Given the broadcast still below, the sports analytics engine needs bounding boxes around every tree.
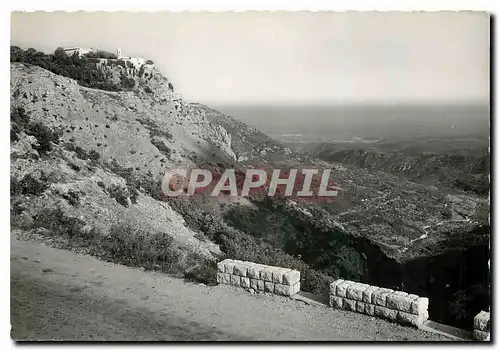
[54,47,68,62]
[10,46,24,62]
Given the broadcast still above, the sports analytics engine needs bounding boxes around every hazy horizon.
[215,103,490,141]
[11,11,490,105]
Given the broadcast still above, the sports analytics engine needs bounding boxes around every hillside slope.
[10,61,237,263]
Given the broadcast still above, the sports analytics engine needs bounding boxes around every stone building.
[63,47,94,58]
[116,48,146,69]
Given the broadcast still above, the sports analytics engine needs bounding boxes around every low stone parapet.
[329,279,429,327]
[473,311,490,341]
[216,259,300,296]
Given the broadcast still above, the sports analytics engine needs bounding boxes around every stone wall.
[329,279,429,327]
[217,259,300,296]
[473,311,490,341]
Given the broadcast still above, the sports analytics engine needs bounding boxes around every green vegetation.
[11,174,49,197]
[11,46,124,91]
[224,199,366,281]
[23,205,216,285]
[11,106,63,155]
[165,196,335,295]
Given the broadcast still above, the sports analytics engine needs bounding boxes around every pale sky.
[11,11,490,104]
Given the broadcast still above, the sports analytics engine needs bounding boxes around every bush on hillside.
[11,106,62,155]
[29,205,217,285]
[10,46,121,91]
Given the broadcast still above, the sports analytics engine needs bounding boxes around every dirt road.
[11,238,450,341]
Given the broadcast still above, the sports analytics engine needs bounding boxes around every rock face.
[10,62,242,259]
[217,259,300,297]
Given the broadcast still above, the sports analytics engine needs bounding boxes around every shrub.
[136,118,173,140]
[11,174,49,197]
[11,46,122,92]
[29,205,217,285]
[151,139,172,158]
[11,106,31,142]
[166,197,334,295]
[64,143,100,165]
[20,121,62,155]
[144,86,153,94]
[106,184,130,207]
[33,206,91,241]
[62,189,81,207]
[120,74,136,90]
[146,59,154,64]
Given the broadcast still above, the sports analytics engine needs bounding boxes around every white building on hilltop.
[116,48,146,69]
[64,47,94,57]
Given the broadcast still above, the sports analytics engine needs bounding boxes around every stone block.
[474,311,490,332]
[343,298,357,312]
[282,270,300,285]
[473,329,490,341]
[407,294,419,300]
[230,275,241,286]
[330,295,343,309]
[224,262,235,275]
[250,278,259,291]
[362,286,379,303]
[247,266,261,279]
[330,279,345,294]
[392,291,408,297]
[356,301,366,314]
[240,277,250,289]
[365,304,375,316]
[374,306,398,321]
[397,311,428,326]
[217,260,227,273]
[260,268,274,282]
[373,288,394,306]
[292,282,300,295]
[386,294,415,313]
[216,272,231,285]
[346,283,369,301]
[336,280,356,297]
[272,270,284,284]
[257,279,265,291]
[410,297,429,315]
[264,281,275,293]
[274,283,293,296]
[233,263,248,277]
